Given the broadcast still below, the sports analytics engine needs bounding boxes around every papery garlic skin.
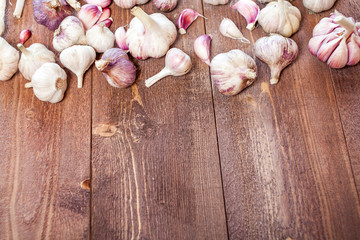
[303,0,336,13]
[254,34,298,84]
[0,37,20,81]
[219,18,250,43]
[53,16,87,52]
[18,43,56,81]
[115,26,129,51]
[126,7,177,60]
[145,48,192,87]
[194,34,212,66]
[258,0,301,37]
[95,48,136,88]
[177,9,205,34]
[154,0,178,12]
[86,22,115,53]
[210,50,257,96]
[204,0,229,5]
[26,63,67,103]
[60,45,96,88]
[114,0,149,8]
[231,0,260,31]
[77,4,103,30]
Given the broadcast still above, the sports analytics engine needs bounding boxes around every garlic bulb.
[95,48,136,88]
[204,0,229,5]
[17,43,56,81]
[77,4,103,30]
[115,26,129,51]
[85,0,112,8]
[25,63,67,103]
[145,48,192,87]
[0,37,20,81]
[194,34,212,66]
[53,16,87,52]
[154,0,178,12]
[254,34,298,84]
[113,0,150,8]
[231,0,260,31]
[86,22,115,53]
[303,0,337,13]
[219,18,250,43]
[0,0,6,35]
[60,45,96,88]
[177,9,205,35]
[258,0,301,37]
[210,50,257,96]
[308,11,360,68]
[126,7,177,60]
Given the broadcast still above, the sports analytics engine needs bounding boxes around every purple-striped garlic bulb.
[154,0,177,12]
[53,16,86,52]
[113,0,149,8]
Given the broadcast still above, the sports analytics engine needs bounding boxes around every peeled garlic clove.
[19,29,32,44]
[258,0,301,37]
[145,48,192,88]
[219,18,250,43]
[194,34,212,66]
[211,49,257,96]
[154,0,177,12]
[115,26,129,51]
[53,16,87,52]
[97,7,111,23]
[0,37,20,81]
[17,43,56,81]
[77,4,103,30]
[85,0,112,8]
[95,48,136,88]
[25,63,67,103]
[113,0,150,8]
[303,0,337,13]
[231,0,260,31]
[254,34,298,85]
[97,17,113,28]
[86,22,115,53]
[203,0,229,5]
[177,8,206,35]
[60,45,96,88]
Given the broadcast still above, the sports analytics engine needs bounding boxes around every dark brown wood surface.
[0,0,359,239]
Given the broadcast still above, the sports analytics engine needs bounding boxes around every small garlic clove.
[347,35,360,66]
[231,0,260,31]
[154,0,178,12]
[177,8,206,35]
[19,29,32,45]
[327,38,348,68]
[115,26,129,51]
[194,34,212,66]
[77,4,103,30]
[219,18,250,43]
[97,7,111,23]
[97,17,113,28]
[85,0,112,8]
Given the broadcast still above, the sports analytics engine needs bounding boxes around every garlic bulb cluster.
[204,0,229,5]
[126,7,177,60]
[60,45,96,88]
[115,26,129,51]
[95,48,137,88]
[17,43,56,81]
[25,63,67,103]
[210,50,257,96]
[53,16,87,52]
[254,34,298,84]
[258,0,301,37]
[77,4,103,30]
[145,48,192,87]
[177,9,205,34]
[219,18,250,43]
[231,0,260,31]
[308,11,360,68]
[0,37,19,81]
[194,34,212,66]
[154,0,178,12]
[303,0,337,13]
[86,22,115,53]
[114,0,150,8]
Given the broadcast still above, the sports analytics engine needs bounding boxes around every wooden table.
[1,0,359,239]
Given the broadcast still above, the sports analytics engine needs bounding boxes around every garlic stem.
[77,74,84,88]
[49,0,61,8]
[17,43,30,56]
[334,16,356,40]
[131,7,158,31]
[95,59,111,71]
[13,0,25,18]
[145,68,171,87]
[25,82,32,88]
[270,66,281,85]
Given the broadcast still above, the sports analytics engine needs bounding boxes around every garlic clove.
[194,34,212,66]
[85,0,112,8]
[316,36,342,62]
[219,18,250,43]
[0,37,20,81]
[97,17,113,28]
[97,7,111,23]
[19,29,32,45]
[115,26,129,51]
[77,4,103,30]
[177,8,206,35]
[347,35,360,66]
[154,0,178,12]
[327,38,348,68]
[86,22,115,53]
[113,0,150,8]
[231,0,260,31]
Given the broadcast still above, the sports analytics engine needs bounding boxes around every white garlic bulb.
[86,22,115,53]
[258,0,301,37]
[25,63,67,103]
[0,37,19,81]
[17,43,56,81]
[113,0,150,8]
[303,0,337,13]
[210,50,257,96]
[204,0,229,5]
[53,16,87,52]
[60,45,96,88]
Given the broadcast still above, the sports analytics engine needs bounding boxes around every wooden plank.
[329,1,360,195]
[0,1,91,239]
[91,1,228,239]
[203,1,360,239]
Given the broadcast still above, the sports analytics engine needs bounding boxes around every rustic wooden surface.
[0,0,359,239]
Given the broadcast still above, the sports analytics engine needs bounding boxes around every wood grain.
[0,1,91,239]
[91,1,228,239]
[203,0,360,239]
